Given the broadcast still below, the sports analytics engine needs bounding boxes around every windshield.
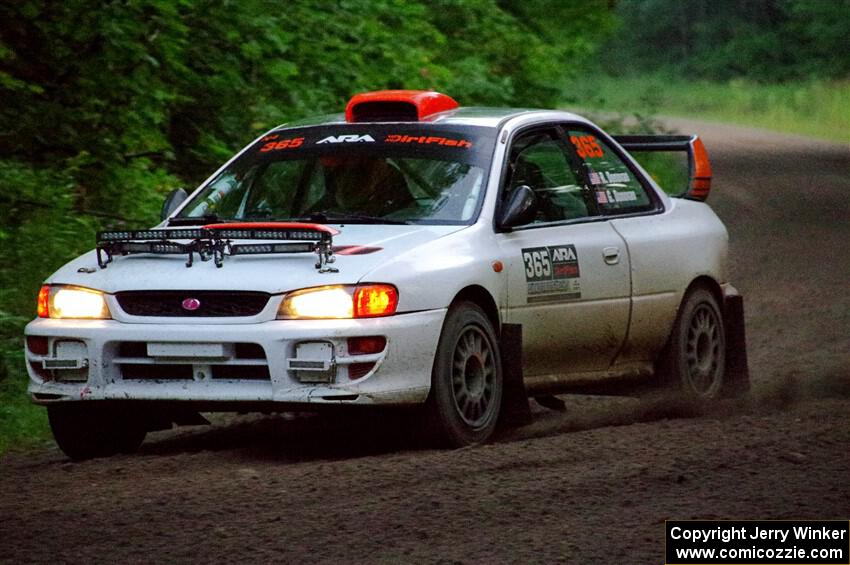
[176,124,497,225]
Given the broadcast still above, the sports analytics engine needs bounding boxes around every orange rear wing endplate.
[614,134,713,201]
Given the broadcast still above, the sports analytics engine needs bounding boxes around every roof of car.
[279,106,590,130]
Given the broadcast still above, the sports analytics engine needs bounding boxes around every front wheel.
[658,287,727,399]
[426,302,503,447]
[48,403,147,460]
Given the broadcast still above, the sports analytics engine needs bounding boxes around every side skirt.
[524,362,656,397]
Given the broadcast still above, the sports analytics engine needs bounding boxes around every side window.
[505,129,590,225]
[566,129,653,214]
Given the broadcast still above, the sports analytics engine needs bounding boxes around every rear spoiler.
[614,134,713,201]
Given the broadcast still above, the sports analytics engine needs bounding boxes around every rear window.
[177,124,497,225]
[624,151,690,197]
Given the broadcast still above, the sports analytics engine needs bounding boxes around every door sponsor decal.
[521,244,581,303]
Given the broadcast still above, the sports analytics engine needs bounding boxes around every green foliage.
[0,349,49,455]
[0,0,617,452]
[598,0,850,82]
[0,310,47,455]
[575,74,849,143]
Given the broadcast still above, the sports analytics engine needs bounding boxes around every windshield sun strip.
[176,124,498,226]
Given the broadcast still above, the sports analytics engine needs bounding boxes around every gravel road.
[2,120,848,564]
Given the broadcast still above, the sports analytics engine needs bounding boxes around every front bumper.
[24,309,446,406]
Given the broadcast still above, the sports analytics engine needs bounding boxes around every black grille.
[115,291,271,317]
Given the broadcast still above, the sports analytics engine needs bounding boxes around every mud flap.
[723,293,751,397]
[498,323,532,427]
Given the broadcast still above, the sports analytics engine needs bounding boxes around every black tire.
[426,302,503,447]
[657,287,727,400]
[48,403,147,461]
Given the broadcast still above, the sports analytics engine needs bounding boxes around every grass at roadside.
[571,74,849,143]
[0,347,50,456]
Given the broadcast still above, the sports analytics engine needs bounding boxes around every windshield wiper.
[302,211,410,225]
[168,214,227,226]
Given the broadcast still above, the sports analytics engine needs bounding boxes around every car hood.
[48,224,468,294]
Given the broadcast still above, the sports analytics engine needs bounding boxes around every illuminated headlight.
[37,285,111,319]
[278,284,398,319]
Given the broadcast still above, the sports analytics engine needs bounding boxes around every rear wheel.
[48,403,147,460]
[658,287,726,399]
[426,302,503,447]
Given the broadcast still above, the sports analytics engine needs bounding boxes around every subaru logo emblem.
[182,298,201,311]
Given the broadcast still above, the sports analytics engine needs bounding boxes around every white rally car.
[24,90,748,458]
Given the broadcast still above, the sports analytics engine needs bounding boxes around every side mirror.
[498,185,537,229]
[161,188,189,221]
